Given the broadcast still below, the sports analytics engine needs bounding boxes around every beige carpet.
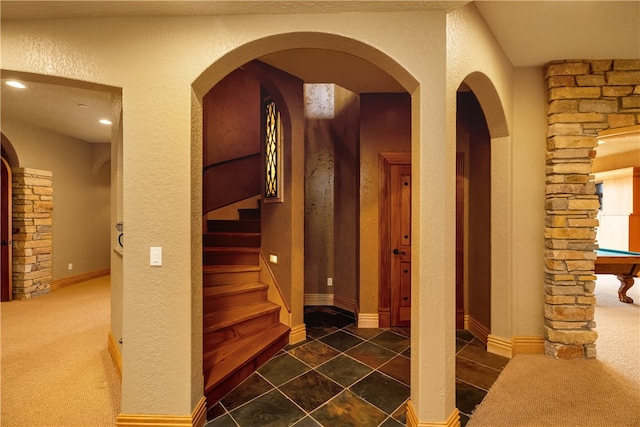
[0,276,120,426]
[468,275,640,427]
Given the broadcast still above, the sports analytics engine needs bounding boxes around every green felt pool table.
[595,248,640,303]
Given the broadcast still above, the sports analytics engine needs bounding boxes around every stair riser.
[204,332,289,407]
[203,289,268,312]
[207,220,261,233]
[238,209,261,221]
[203,251,259,266]
[204,233,261,247]
[203,311,280,352]
[203,270,261,285]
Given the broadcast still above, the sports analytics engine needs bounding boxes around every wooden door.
[1,157,12,301]
[390,164,411,327]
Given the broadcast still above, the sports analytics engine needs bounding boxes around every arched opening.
[455,83,492,341]
[1,135,17,301]
[193,32,421,419]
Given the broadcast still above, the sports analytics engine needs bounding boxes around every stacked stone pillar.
[544,60,640,359]
[12,168,53,299]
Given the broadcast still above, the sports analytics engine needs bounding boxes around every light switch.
[150,247,162,266]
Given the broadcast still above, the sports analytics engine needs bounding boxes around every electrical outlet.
[327,277,333,286]
[68,263,73,270]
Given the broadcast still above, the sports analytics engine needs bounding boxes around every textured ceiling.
[1,1,639,144]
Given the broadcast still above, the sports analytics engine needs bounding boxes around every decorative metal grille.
[265,100,278,199]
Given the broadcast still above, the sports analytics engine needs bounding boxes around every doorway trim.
[1,156,12,301]
[378,151,411,328]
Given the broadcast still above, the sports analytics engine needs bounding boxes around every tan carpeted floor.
[0,276,120,426]
[468,275,640,427]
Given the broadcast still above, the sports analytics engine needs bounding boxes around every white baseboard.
[357,313,379,328]
[304,293,334,306]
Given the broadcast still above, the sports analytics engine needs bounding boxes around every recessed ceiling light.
[99,119,112,125]
[6,81,26,89]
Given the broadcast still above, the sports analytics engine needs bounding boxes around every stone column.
[12,168,53,299]
[544,59,640,359]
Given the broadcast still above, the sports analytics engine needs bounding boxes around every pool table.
[595,248,640,304]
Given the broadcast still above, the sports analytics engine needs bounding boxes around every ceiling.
[1,1,639,145]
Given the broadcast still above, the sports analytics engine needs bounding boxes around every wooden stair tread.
[203,246,260,253]
[204,301,280,332]
[203,282,267,297]
[204,323,290,391]
[203,265,261,273]
[204,231,260,236]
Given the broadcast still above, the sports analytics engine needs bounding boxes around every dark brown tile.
[230,389,305,427]
[455,356,502,391]
[345,341,396,369]
[350,371,410,414]
[205,413,237,427]
[257,352,310,386]
[279,370,343,412]
[319,330,364,352]
[306,326,339,340]
[391,401,408,425]
[205,402,226,424]
[289,340,340,367]
[220,373,273,411]
[457,338,509,371]
[311,390,388,427]
[381,416,405,426]
[456,330,475,342]
[343,324,384,340]
[378,355,410,386]
[292,416,322,426]
[455,378,487,417]
[316,354,372,387]
[370,330,410,353]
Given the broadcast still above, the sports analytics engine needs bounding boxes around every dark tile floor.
[205,307,508,427]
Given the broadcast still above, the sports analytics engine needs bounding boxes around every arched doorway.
[193,32,419,340]
[192,32,428,419]
[455,72,510,352]
[456,84,492,340]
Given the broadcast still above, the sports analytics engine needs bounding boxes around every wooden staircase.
[203,208,290,408]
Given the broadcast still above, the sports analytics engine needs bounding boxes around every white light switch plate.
[150,247,162,266]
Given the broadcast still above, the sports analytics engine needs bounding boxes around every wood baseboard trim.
[512,336,545,355]
[357,312,379,328]
[333,295,356,314]
[406,400,460,427]
[465,315,490,345]
[304,293,334,306]
[116,397,207,427]
[487,334,513,359]
[51,268,110,291]
[108,330,122,378]
[487,334,545,358]
[289,323,306,345]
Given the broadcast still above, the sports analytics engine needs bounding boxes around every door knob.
[393,248,406,255]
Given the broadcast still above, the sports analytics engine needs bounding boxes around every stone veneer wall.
[12,168,53,299]
[544,59,640,359]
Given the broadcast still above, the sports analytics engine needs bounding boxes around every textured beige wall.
[0,121,111,281]
[304,84,359,306]
[359,93,411,315]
